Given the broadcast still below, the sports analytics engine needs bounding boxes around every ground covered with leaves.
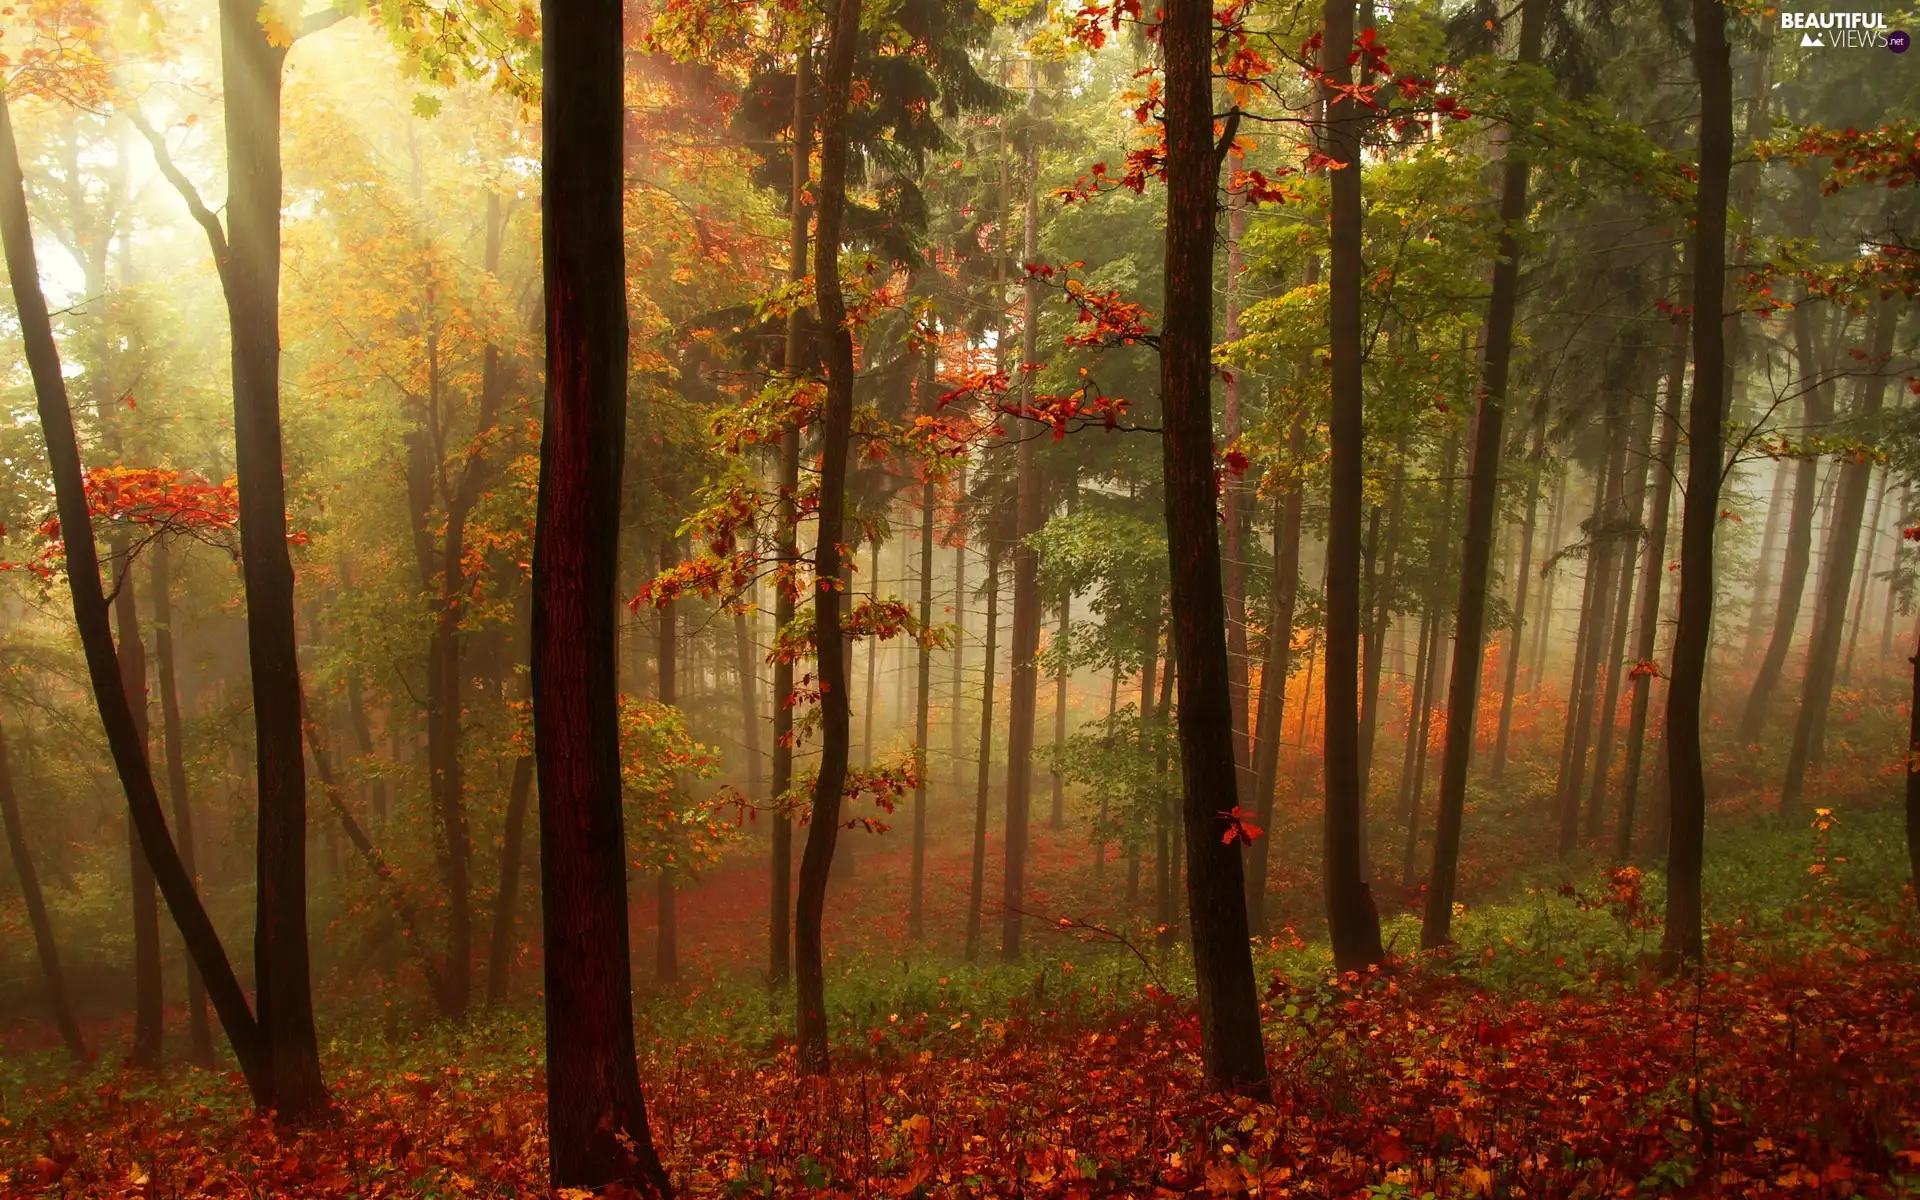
[3,804,1916,1199]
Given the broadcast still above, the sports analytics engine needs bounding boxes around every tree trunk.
[1746,457,1791,657]
[656,546,679,986]
[1661,0,1731,973]
[533,0,671,1183]
[950,467,968,803]
[1841,464,1888,684]
[151,540,212,1063]
[965,548,1001,962]
[0,720,88,1062]
[1491,400,1547,780]
[1527,472,1569,682]
[1320,0,1386,973]
[1358,453,1406,791]
[1,86,269,1100]
[768,45,810,992]
[910,464,935,939]
[1223,149,1255,824]
[1783,300,1902,809]
[1152,651,1178,952]
[110,541,164,1068]
[485,754,534,1004]
[794,0,861,1076]
[1558,398,1627,855]
[1739,301,1834,741]
[1000,145,1045,964]
[1246,419,1307,934]
[1616,292,1688,861]
[1908,614,1920,901]
[1162,0,1267,1093]
[1395,610,1435,837]
[862,536,879,769]
[735,605,764,808]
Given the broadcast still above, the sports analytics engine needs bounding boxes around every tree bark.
[533,0,671,1183]
[1661,0,1731,973]
[151,540,212,1063]
[485,754,534,1004]
[1841,464,1888,684]
[656,545,679,986]
[1223,148,1255,823]
[110,541,164,1068]
[1,85,269,1101]
[1782,300,1902,809]
[965,548,1000,962]
[0,720,88,1062]
[1558,395,1627,855]
[794,0,860,1075]
[1162,0,1267,1094]
[1246,419,1307,934]
[1491,399,1547,780]
[909,455,935,938]
[1358,450,1405,791]
[1320,0,1387,973]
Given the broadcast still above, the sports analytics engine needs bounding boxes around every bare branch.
[122,105,230,281]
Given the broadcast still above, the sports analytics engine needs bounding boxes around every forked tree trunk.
[794,0,861,1075]
[0,721,88,1062]
[965,548,1001,962]
[1661,0,1731,973]
[532,0,671,1184]
[1,85,269,1101]
[151,540,212,1063]
[1162,0,1267,1094]
[1320,0,1387,973]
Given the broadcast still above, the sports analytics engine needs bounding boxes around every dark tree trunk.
[0,721,88,1062]
[485,755,534,1005]
[1841,465,1888,684]
[1783,301,1901,808]
[1223,154,1255,823]
[533,0,671,1184]
[1423,0,1543,944]
[1746,458,1791,657]
[910,463,935,939]
[735,605,763,807]
[1908,617,1920,901]
[1,86,269,1101]
[151,540,212,1063]
[656,548,679,986]
[769,46,810,992]
[794,0,861,1075]
[1661,0,1731,973]
[1491,400,1547,780]
[965,549,1001,962]
[1246,419,1306,934]
[111,542,164,1068]
[950,467,968,803]
[1358,454,1406,790]
[1161,0,1267,1094]
[1616,294,1688,861]
[1739,301,1833,741]
[862,536,879,770]
[1000,150,1045,964]
[1558,395,1628,856]
[1320,0,1387,973]
[1152,652,1177,952]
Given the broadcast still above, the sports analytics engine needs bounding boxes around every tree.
[1319,0,1387,974]
[0,716,86,1063]
[532,0,671,1186]
[1660,0,1731,973]
[794,0,862,1077]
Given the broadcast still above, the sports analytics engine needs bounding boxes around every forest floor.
[1,792,1916,1199]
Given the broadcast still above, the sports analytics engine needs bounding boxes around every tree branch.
[122,105,230,281]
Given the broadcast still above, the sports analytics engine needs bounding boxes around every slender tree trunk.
[1746,457,1791,656]
[862,536,879,769]
[950,467,968,803]
[1661,0,1731,973]
[485,755,534,1004]
[1558,400,1627,855]
[1000,144,1045,964]
[1783,301,1902,808]
[1528,473,1569,682]
[1358,453,1406,790]
[1126,612,1159,911]
[1395,611,1435,832]
[1246,419,1306,933]
[1616,293,1688,861]
[533,0,671,1183]
[1842,464,1888,684]
[0,721,88,1062]
[1050,479,1074,829]
[795,0,860,1075]
[1908,613,1920,900]
[1740,301,1834,741]
[965,549,1001,962]
[1,87,268,1100]
[1152,652,1177,952]
[1320,0,1386,973]
[1223,149,1255,822]
[151,540,212,1064]
[769,47,810,991]
[1491,399,1547,780]
[656,547,679,985]
[909,464,935,939]
[110,542,164,1068]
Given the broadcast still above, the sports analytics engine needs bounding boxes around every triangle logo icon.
[1801,30,1825,45]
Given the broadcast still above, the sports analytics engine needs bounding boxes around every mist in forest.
[0,0,1915,1193]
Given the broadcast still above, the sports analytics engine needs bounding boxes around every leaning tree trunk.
[1161,0,1267,1095]
[1,85,269,1101]
[1739,300,1833,742]
[111,542,164,1068]
[532,0,672,1186]
[1320,0,1387,974]
[794,0,861,1075]
[1422,0,1544,949]
[0,720,88,1062]
[1782,300,1901,809]
[1661,0,1732,974]
[768,43,810,992]
[965,547,1002,963]
[151,539,212,1063]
